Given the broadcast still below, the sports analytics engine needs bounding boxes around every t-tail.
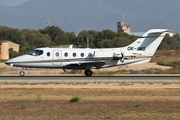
[124,29,169,56]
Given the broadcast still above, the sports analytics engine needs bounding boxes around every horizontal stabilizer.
[141,29,169,37]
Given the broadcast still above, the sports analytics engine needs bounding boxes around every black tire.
[19,71,25,77]
[85,70,92,76]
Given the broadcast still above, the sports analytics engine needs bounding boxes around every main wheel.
[85,70,92,76]
[19,71,25,77]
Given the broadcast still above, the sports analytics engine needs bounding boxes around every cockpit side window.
[36,50,43,55]
[28,50,43,56]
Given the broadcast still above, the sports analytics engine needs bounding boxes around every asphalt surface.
[0,74,180,83]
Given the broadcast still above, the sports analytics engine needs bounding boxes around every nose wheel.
[19,71,25,77]
[85,70,92,76]
[19,68,25,77]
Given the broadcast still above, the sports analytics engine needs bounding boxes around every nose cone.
[5,60,9,65]
[5,54,30,67]
[5,59,13,66]
[5,61,8,65]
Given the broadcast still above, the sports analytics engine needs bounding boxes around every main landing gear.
[19,68,25,77]
[85,70,92,77]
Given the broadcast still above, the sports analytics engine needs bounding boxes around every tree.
[39,26,68,45]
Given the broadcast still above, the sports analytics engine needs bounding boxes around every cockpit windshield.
[28,50,43,56]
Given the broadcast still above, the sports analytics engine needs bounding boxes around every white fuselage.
[5,47,151,69]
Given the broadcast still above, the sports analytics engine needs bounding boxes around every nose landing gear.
[85,70,92,76]
[19,68,25,77]
[19,71,25,77]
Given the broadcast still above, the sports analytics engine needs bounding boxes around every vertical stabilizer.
[125,29,169,56]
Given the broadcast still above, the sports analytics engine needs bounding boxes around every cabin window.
[73,53,76,57]
[81,53,84,57]
[28,50,43,56]
[55,52,59,57]
[47,52,50,57]
[64,52,68,57]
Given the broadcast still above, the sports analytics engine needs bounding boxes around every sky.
[0,0,29,7]
[0,0,179,34]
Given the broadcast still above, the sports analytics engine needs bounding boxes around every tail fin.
[125,29,169,56]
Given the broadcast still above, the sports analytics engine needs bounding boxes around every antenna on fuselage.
[87,37,89,48]
[69,44,73,48]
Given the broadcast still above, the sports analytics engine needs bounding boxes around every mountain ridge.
[0,0,179,34]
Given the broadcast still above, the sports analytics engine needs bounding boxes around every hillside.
[0,0,180,33]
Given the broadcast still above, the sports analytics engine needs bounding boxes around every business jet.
[5,29,169,77]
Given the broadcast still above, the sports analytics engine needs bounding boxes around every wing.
[65,61,106,69]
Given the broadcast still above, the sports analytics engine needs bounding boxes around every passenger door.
[53,50,62,66]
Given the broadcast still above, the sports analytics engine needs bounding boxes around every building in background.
[0,41,19,60]
[117,22,130,34]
